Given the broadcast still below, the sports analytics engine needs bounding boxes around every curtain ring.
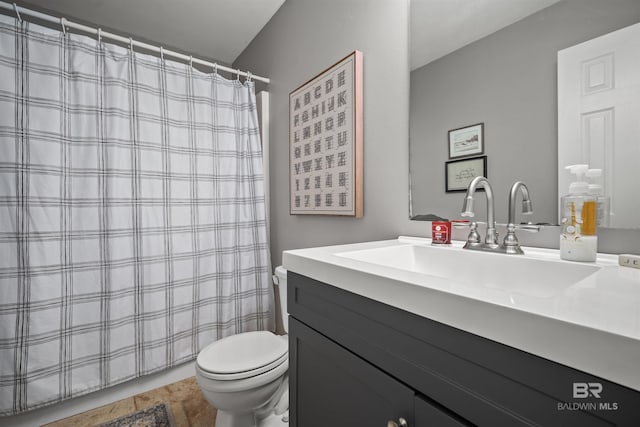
[213,63,218,75]
[128,37,134,51]
[246,71,252,83]
[13,3,22,23]
[60,17,67,35]
[160,46,164,60]
[97,28,102,44]
[189,55,193,68]
[236,69,241,81]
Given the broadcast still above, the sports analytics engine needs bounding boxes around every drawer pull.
[387,417,408,427]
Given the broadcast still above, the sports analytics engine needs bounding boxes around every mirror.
[409,0,640,228]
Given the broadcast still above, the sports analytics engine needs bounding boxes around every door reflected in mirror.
[558,22,640,229]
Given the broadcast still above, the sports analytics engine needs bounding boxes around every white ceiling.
[19,0,286,65]
[411,0,562,70]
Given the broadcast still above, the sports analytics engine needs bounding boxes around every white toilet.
[196,266,289,427]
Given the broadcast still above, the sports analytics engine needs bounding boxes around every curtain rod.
[0,1,270,84]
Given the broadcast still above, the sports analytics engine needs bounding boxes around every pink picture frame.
[288,51,363,217]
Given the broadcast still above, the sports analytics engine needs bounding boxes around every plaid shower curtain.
[0,15,273,415]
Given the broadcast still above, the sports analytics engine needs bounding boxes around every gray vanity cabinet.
[290,318,466,427]
[287,272,640,427]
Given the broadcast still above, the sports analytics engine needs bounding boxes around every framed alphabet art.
[289,51,363,217]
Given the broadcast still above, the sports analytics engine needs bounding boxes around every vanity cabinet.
[290,318,466,427]
[287,272,640,427]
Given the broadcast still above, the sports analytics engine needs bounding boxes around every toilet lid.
[197,331,287,376]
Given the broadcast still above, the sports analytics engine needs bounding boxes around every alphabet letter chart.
[289,51,363,216]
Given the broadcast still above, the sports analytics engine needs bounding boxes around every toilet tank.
[273,266,288,333]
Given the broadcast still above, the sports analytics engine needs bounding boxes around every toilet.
[196,266,289,427]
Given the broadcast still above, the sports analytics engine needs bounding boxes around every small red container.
[431,221,451,245]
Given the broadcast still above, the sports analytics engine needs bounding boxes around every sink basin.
[336,244,600,298]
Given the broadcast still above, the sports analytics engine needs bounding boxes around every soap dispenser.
[585,168,610,228]
[560,164,597,262]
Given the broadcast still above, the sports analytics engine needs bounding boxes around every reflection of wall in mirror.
[409,0,640,227]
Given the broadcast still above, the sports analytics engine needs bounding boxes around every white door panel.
[558,22,640,228]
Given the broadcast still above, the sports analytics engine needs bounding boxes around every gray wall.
[234,0,423,267]
[409,0,640,254]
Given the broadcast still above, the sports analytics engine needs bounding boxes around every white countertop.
[283,236,640,391]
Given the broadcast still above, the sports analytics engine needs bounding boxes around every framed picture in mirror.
[448,123,484,159]
[445,156,487,193]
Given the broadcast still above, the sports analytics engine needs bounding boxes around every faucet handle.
[504,223,539,254]
[452,220,485,229]
[465,221,481,245]
[514,224,540,233]
[453,221,482,244]
[452,221,469,229]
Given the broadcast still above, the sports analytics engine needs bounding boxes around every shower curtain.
[0,15,273,415]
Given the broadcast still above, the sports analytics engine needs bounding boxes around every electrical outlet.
[618,254,640,269]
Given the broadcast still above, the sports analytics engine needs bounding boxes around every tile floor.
[43,377,216,427]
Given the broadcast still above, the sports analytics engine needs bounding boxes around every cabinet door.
[415,396,472,427]
[289,318,414,427]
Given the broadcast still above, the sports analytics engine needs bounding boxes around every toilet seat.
[199,352,288,381]
[196,356,288,393]
[197,331,288,381]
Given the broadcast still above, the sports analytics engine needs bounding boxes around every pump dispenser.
[566,164,589,194]
[585,168,610,227]
[560,164,597,261]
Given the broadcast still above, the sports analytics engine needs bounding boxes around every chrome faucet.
[503,181,539,254]
[459,178,539,254]
[461,176,499,249]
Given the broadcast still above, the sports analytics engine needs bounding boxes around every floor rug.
[99,402,174,427]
